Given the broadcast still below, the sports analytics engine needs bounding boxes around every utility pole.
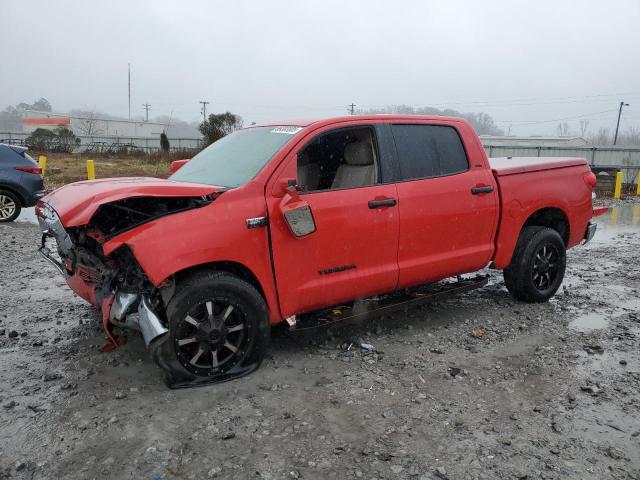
[199,101,210,122]
[142,103,151,122]
[347,103,356,115]
[128,63,131,121]
[613,101,630,145]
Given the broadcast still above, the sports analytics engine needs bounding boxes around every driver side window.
[296,126,379,192]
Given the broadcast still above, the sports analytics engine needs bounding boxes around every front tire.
[0,190,21,222]
[150,271,270,388]
[503,226,566,302]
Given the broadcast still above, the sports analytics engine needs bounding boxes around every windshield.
[170,126,301,187]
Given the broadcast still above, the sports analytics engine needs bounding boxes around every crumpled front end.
[35,190,217,351]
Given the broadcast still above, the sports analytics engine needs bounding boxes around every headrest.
[344,142,373,166]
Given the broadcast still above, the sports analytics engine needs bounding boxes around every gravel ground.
[0,206,639,480]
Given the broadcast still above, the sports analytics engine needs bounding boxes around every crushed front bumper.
[109,292,168,346]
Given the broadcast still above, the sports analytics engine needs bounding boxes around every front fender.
[100,182,282,323]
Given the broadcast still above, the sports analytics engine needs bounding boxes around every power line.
[127,63,131,121]
[142,103,151,122]
[347,103,356,115]
[614,101,630,145]
[494,108,619,126]
[199,101,210,122]
[358,92,640,110]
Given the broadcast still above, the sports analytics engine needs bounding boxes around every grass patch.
[36,153,174,189]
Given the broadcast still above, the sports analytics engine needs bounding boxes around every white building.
[21,110,170,137]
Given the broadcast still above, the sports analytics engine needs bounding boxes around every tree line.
[4,98,639,147]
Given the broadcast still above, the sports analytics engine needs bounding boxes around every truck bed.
[488,156,593,270]
[489,157,588,176]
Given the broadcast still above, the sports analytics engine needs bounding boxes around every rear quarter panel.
[492,164,593,269]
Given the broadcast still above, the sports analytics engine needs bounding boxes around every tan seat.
[297,151,320,191]
[331,141,376,189]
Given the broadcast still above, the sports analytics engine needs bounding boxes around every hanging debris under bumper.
[108,292,169,346]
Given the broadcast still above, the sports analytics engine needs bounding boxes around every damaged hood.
[43,177,223,227]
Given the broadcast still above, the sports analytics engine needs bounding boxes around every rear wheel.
[150,271,270,388]
[0,190,21,222]
[503,226,566,302]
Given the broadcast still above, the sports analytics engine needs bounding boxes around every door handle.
[368,198,397,209]
[471,185,494,195]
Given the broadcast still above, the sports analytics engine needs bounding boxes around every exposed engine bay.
[36,195,216,386]
[89,195,212,239]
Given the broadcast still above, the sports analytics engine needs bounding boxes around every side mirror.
[274,177,300,198]
[169,159,189,174]
[282,203,316,237]
[279,186,316,237]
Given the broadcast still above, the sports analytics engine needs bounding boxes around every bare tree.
[556,122,570,137]
[589,128,612,145]
[358,104,504,135]
[74,110,104,135]
[579,119,589,138]
[619,126,640,146]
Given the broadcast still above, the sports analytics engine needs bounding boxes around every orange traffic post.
[613,171,623,199]
[86,159,96,180]
[636,172,640,196]
[38,155,47,176]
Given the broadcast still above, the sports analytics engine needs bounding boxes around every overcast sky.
[1,0,639,136]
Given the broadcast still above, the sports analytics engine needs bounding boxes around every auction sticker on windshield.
[271,126,303,135]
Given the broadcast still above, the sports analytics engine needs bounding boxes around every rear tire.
[0,190,21,222]
[150,271,270,388]
[503,226,566,302]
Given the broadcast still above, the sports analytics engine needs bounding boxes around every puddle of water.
[569,312,610,332]
[591,203,640,243]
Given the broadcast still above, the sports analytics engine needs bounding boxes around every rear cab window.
[390,124,469,181]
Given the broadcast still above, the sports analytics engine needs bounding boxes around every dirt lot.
[30,152,176,189]
[1,201,639,480]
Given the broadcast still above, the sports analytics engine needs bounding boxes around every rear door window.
[391,124,469,181]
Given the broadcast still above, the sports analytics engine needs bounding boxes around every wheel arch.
[0,183,26,205]
[171,260,267,304]
[522,207,570,246]
[493,205,570,269]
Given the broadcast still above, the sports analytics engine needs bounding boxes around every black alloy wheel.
[174,299,248,376]
[503,226,567,303]
[150,271,270,388]
[531,243,560,291]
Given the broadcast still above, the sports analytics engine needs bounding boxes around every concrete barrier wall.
[484,145,640,183]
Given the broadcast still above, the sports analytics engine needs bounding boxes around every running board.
[289,275,489,331]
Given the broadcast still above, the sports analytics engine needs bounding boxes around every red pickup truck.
[36,115,599,387]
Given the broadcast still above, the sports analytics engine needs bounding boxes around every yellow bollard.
[38,155,47,176]
[613,171,623,199]
[610,206,619,226]
[636,172,640,196]
[86,159,96,180]
[632,204,640,226]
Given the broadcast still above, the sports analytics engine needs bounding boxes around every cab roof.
[250,114,468,129]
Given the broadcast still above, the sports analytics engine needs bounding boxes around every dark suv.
[0,144,45,222]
